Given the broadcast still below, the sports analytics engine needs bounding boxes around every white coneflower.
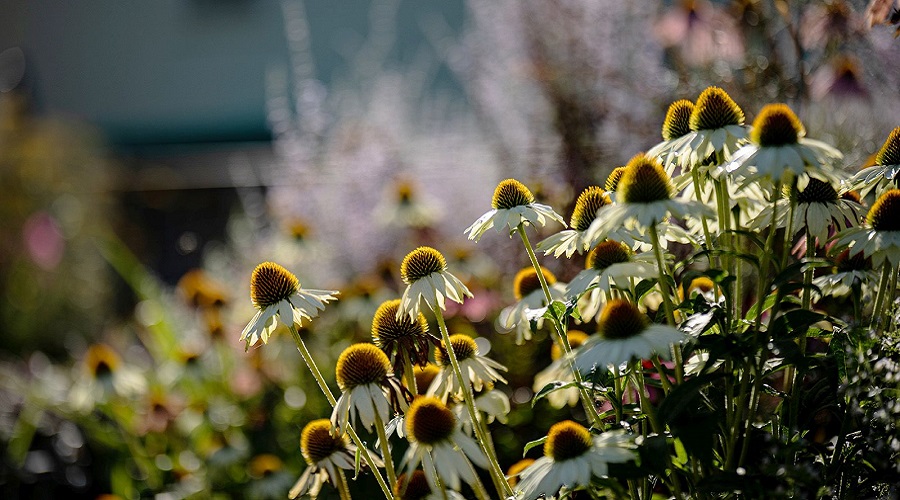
[747,177,862,243]
[538,186,617,258]
[847,127,900,198]
[647,98,696,173]
[428,335,508,401]
[289,419,378,499]
[514,421,636,500]
[398,247,472,322]
[331,343,408,434]
[465,178,565,241]
[371,299,436,378]
[240,262,338,349]
[815,249,878,297]
[400,396,489,493]
[586,154,714,239]
[70,344,146,411]
[575,300,685,374]
[454,389,511,434]
[833,189,900,268]
[565,240,657,308]
[665,86,749,172]
[725,103,842,189]
[497,266,565,345]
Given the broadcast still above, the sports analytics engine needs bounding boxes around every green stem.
[288,325,395,500]
[633,360,685,500]
[871,263,892,331]
[335,468,352,500]
[373,411,397,489]
[432,307,513,498]
[883,265,898,333]
[517,224,604,427]
[649,225,676,327]
[401,350,418,396]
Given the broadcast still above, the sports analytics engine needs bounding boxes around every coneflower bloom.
[666,86,749,172]
[375,177,442,228]
[538,186,617,258]
[815,249,878,297]
[833,189,900,267]
[585,154,714,239]
[398,247,472,321]
[371,299,436,376]
[574,300,685,374]
[497,266,565,345]
[506,459,536,488]
[725,103,842,189]
[850,127,900,197]
[565,240,657,311]
[647,99,696,173]
[400,396,488,492]
[394,470,465,500]
[71,343,146,410]
[428,334,508,401]
[747,177,862,243]
[289,419,379,499]
[240,262,338,349]
[331,343,409,433]
[454,389,511,433]
[532,330,591,409]
[514,421,636,500]
[465,178,565,242]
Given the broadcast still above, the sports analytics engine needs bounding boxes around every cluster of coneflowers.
[238,86,900,499]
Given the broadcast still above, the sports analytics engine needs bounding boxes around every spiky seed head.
[85,344,120,378]
[335,343,391,390]
[551,330,589,361]
[835,249,871,272]
[586,240,632,271]
[618,154,672,204]
[662,99,695,140]
[605,167,627,192]
[867,189,900,232]
[301,419,345,465]
[400,247,447,284]
[513,266,556,300]
[597,299,650,340]
[435,334,479,365]
[750,104,805,147]
[545,420,593,461]
[492,179,535,210]
[250,262,299,309]
[413,363,440,391]
[790,178,838,204]
[875,127,900,166]
[395,471,431,500]
[507,458,535,487]
[690,86,745,131]
[570,186,612,231]
[406,396,456,445]
[372,299,429,347]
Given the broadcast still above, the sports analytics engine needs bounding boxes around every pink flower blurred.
[655,0,744,66]
[22,211,64,270]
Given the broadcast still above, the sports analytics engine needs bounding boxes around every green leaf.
[532,381,578,407]
[657,372,725,425]
[745,292,777,322]
[523,436,548,456]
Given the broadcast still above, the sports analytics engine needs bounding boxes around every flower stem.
[288,325,395,500]
[649,225,683,385]
[432,306,513,498]
[335,468,352,500]
[871,262,892,332]
[372,411,397,489]
[401,350,418,396]
[517,224,604,427]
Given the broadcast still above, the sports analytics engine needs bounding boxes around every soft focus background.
[1,1,898,498]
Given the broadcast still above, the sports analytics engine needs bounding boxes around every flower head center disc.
[570,187,612,231]
[513,266,556,300]
[875,127,900,166]
[406,396,456,445]
[372,299,429,346]
[835,249,870,272]
[250,262,299,309]
[598,300,649,340]
[491,179,535,210]
[545,420,592,461]
[435,334,479,365]
[618,154,672,204]
[400,247,447,284]
[690,87,745,131]
[791,178,838,204]
[605,167,627,192]
[867,189,900,232]
[414,364,440,391]
[86,344,119,378]
[662,99,695,141]
[751,104,805,147]
[551,330,589,361]
[587,240,632,271]
[301,419,345,464]
[335,343,391,390]
[395,471,431,500]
